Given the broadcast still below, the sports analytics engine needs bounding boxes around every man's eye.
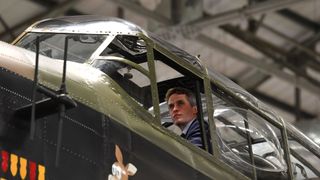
[177,100,185,106]
[168,104,174,110]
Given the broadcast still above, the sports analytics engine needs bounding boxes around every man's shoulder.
[188,119,209,132]
[187,119,201,133]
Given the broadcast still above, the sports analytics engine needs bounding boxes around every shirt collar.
[182,118,196,135]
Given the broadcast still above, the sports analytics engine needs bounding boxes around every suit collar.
[182,118,197,135]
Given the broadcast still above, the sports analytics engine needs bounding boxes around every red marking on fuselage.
[1,151,8,173]
[29,161,36,180]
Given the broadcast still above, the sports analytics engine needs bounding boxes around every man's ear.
[192,106,198,114]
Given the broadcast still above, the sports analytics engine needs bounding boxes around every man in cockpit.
[165,87,211,152]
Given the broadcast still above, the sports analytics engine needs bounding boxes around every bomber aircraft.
[0,15,320,180]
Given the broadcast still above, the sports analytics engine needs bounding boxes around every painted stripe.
[19,157,27,180]
[10,154,18,176]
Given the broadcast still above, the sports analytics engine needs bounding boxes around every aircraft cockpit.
[10,16,320,180]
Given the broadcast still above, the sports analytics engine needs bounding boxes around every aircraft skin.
[0,16,319,180]
[0,17,244,180]
[0,62,214,180]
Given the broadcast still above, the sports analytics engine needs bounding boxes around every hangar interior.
[0,0,320,144]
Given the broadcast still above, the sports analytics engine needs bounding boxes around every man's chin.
[173,120,183,126]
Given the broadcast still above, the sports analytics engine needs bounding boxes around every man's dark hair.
[165,87,196,106]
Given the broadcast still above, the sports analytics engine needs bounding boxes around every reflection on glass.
[214,107,287,179]
[16,33,107,63]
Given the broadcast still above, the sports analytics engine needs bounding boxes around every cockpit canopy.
[25,16,146,35]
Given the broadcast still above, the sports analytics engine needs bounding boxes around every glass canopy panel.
[288,140,320,179]
[214,107,287,176]
[15,33,107,63]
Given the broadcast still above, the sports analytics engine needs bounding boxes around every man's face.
[168,94,197,127]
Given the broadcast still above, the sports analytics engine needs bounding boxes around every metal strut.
[195,80,209,152]
[30,36,40,140]
[55,36,70,167]
[14,36,77,162]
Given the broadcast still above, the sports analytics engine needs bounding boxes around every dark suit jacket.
[183,119,212,153]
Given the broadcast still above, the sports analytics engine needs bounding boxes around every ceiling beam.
[110,0,311,39]
[0,0,79,41]
[199,33,317,118]
[278,9,320,31]
[153,1,320,94]
[160,0,311,38]
[35,0,80,19]
[261,23,320,70]
[109,0,320,97]
[276,9,320,69]
[107,0,174,25]
[0,16,15,41]
[249,90,316,119]
[221,24,320,87]
[28,0,58,7]
[193,0,308,28]
[236,68,272,90]
[197,33,320,96]
[235,15,320,90]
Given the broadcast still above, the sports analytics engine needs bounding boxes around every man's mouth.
[173,114,181,119]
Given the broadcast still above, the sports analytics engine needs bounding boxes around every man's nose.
[172,104,179,112]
